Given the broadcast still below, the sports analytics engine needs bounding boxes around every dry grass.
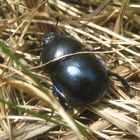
[0,0,140,140]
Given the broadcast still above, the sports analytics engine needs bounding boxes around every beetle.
[40,32,129,106]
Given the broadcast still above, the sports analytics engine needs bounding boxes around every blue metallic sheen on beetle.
[40,32,127,106]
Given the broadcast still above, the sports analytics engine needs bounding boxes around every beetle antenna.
[55,16,59,32]
[108,71,129,90]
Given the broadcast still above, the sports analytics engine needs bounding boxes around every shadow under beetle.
[40,32,129,106]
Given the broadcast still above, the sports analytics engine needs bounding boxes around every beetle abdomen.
[51,54,109,106]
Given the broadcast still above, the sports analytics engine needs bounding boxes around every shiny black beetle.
[40,32,129,106]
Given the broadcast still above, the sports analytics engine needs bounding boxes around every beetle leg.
[108,71,130,91]
[52,86,72,109]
